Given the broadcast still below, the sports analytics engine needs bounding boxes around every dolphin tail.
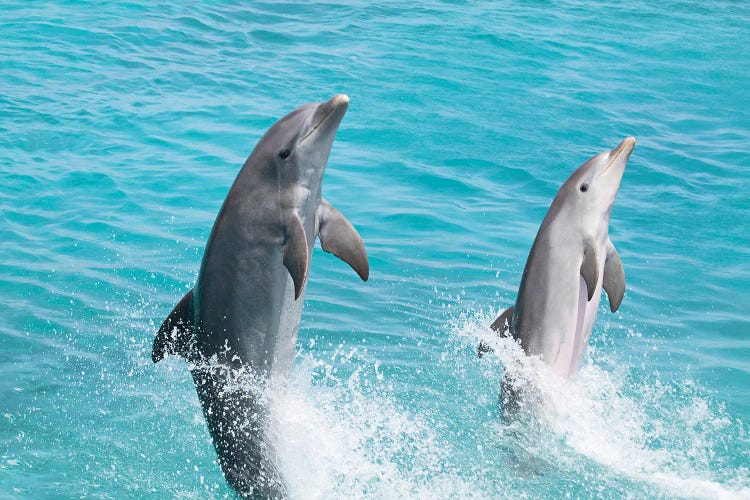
[478,306,515,357]
[152,289,195,363]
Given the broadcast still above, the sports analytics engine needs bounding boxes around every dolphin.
[151,94,369,498]
[479,138,635,385]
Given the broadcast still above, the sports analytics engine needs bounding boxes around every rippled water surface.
[2,1,749,498]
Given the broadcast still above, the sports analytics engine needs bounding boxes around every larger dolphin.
[152,94,369,498]
[480,138,635,383]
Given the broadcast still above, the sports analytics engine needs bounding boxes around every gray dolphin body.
[152,95,369,498]
[481,138,635,386]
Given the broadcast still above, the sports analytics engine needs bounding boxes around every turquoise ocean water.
[2,1,749,498]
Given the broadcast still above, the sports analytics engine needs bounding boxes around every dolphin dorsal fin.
[490,306,515,335]
[603,241,625,312]
[581,242,599,301]
[317,199,369,281]
[283,213,310,300]
[478,306,515,357]
[152,289,195,363]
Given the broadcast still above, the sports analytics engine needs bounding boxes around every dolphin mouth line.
[298,108,336,145]
[597,137,635,179]
[298,96,347,145]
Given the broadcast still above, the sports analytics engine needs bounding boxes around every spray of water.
[271,354,488,499]
[136,305,749,499]
[457,311,750,499]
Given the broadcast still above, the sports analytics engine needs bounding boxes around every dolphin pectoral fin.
[581,242,599,301]
[479,306,515,357]
[283,214,309,300]
[603,241,625,312]
[152,289,194,363]
[317,199,369,281]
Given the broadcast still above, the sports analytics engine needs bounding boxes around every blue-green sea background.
[2,1,749,498]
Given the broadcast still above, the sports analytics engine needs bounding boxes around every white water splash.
[271,355,488,499]
[460,312,750,499]
[140,312,748,499]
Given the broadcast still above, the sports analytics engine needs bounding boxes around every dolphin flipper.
[152,289,194,363]
[581,242,599,301]
[317,199,369,281]
[478,306,515,357]
[603,241,625,312]
[283,214,309,300]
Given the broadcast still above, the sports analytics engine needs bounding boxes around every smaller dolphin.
[480,138,635,385]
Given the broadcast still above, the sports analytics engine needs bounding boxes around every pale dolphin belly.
[567,241,607,375]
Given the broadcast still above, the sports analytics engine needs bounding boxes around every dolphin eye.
[279,149,291,160]
[580,183,589,192]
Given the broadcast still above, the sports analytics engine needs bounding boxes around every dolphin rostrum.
[152,94,369,498]
[480,138,635,386]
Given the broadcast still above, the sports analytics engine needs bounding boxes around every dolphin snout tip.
[608,136,636,161]
[619,136,636,152]
[329,94,349,107]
